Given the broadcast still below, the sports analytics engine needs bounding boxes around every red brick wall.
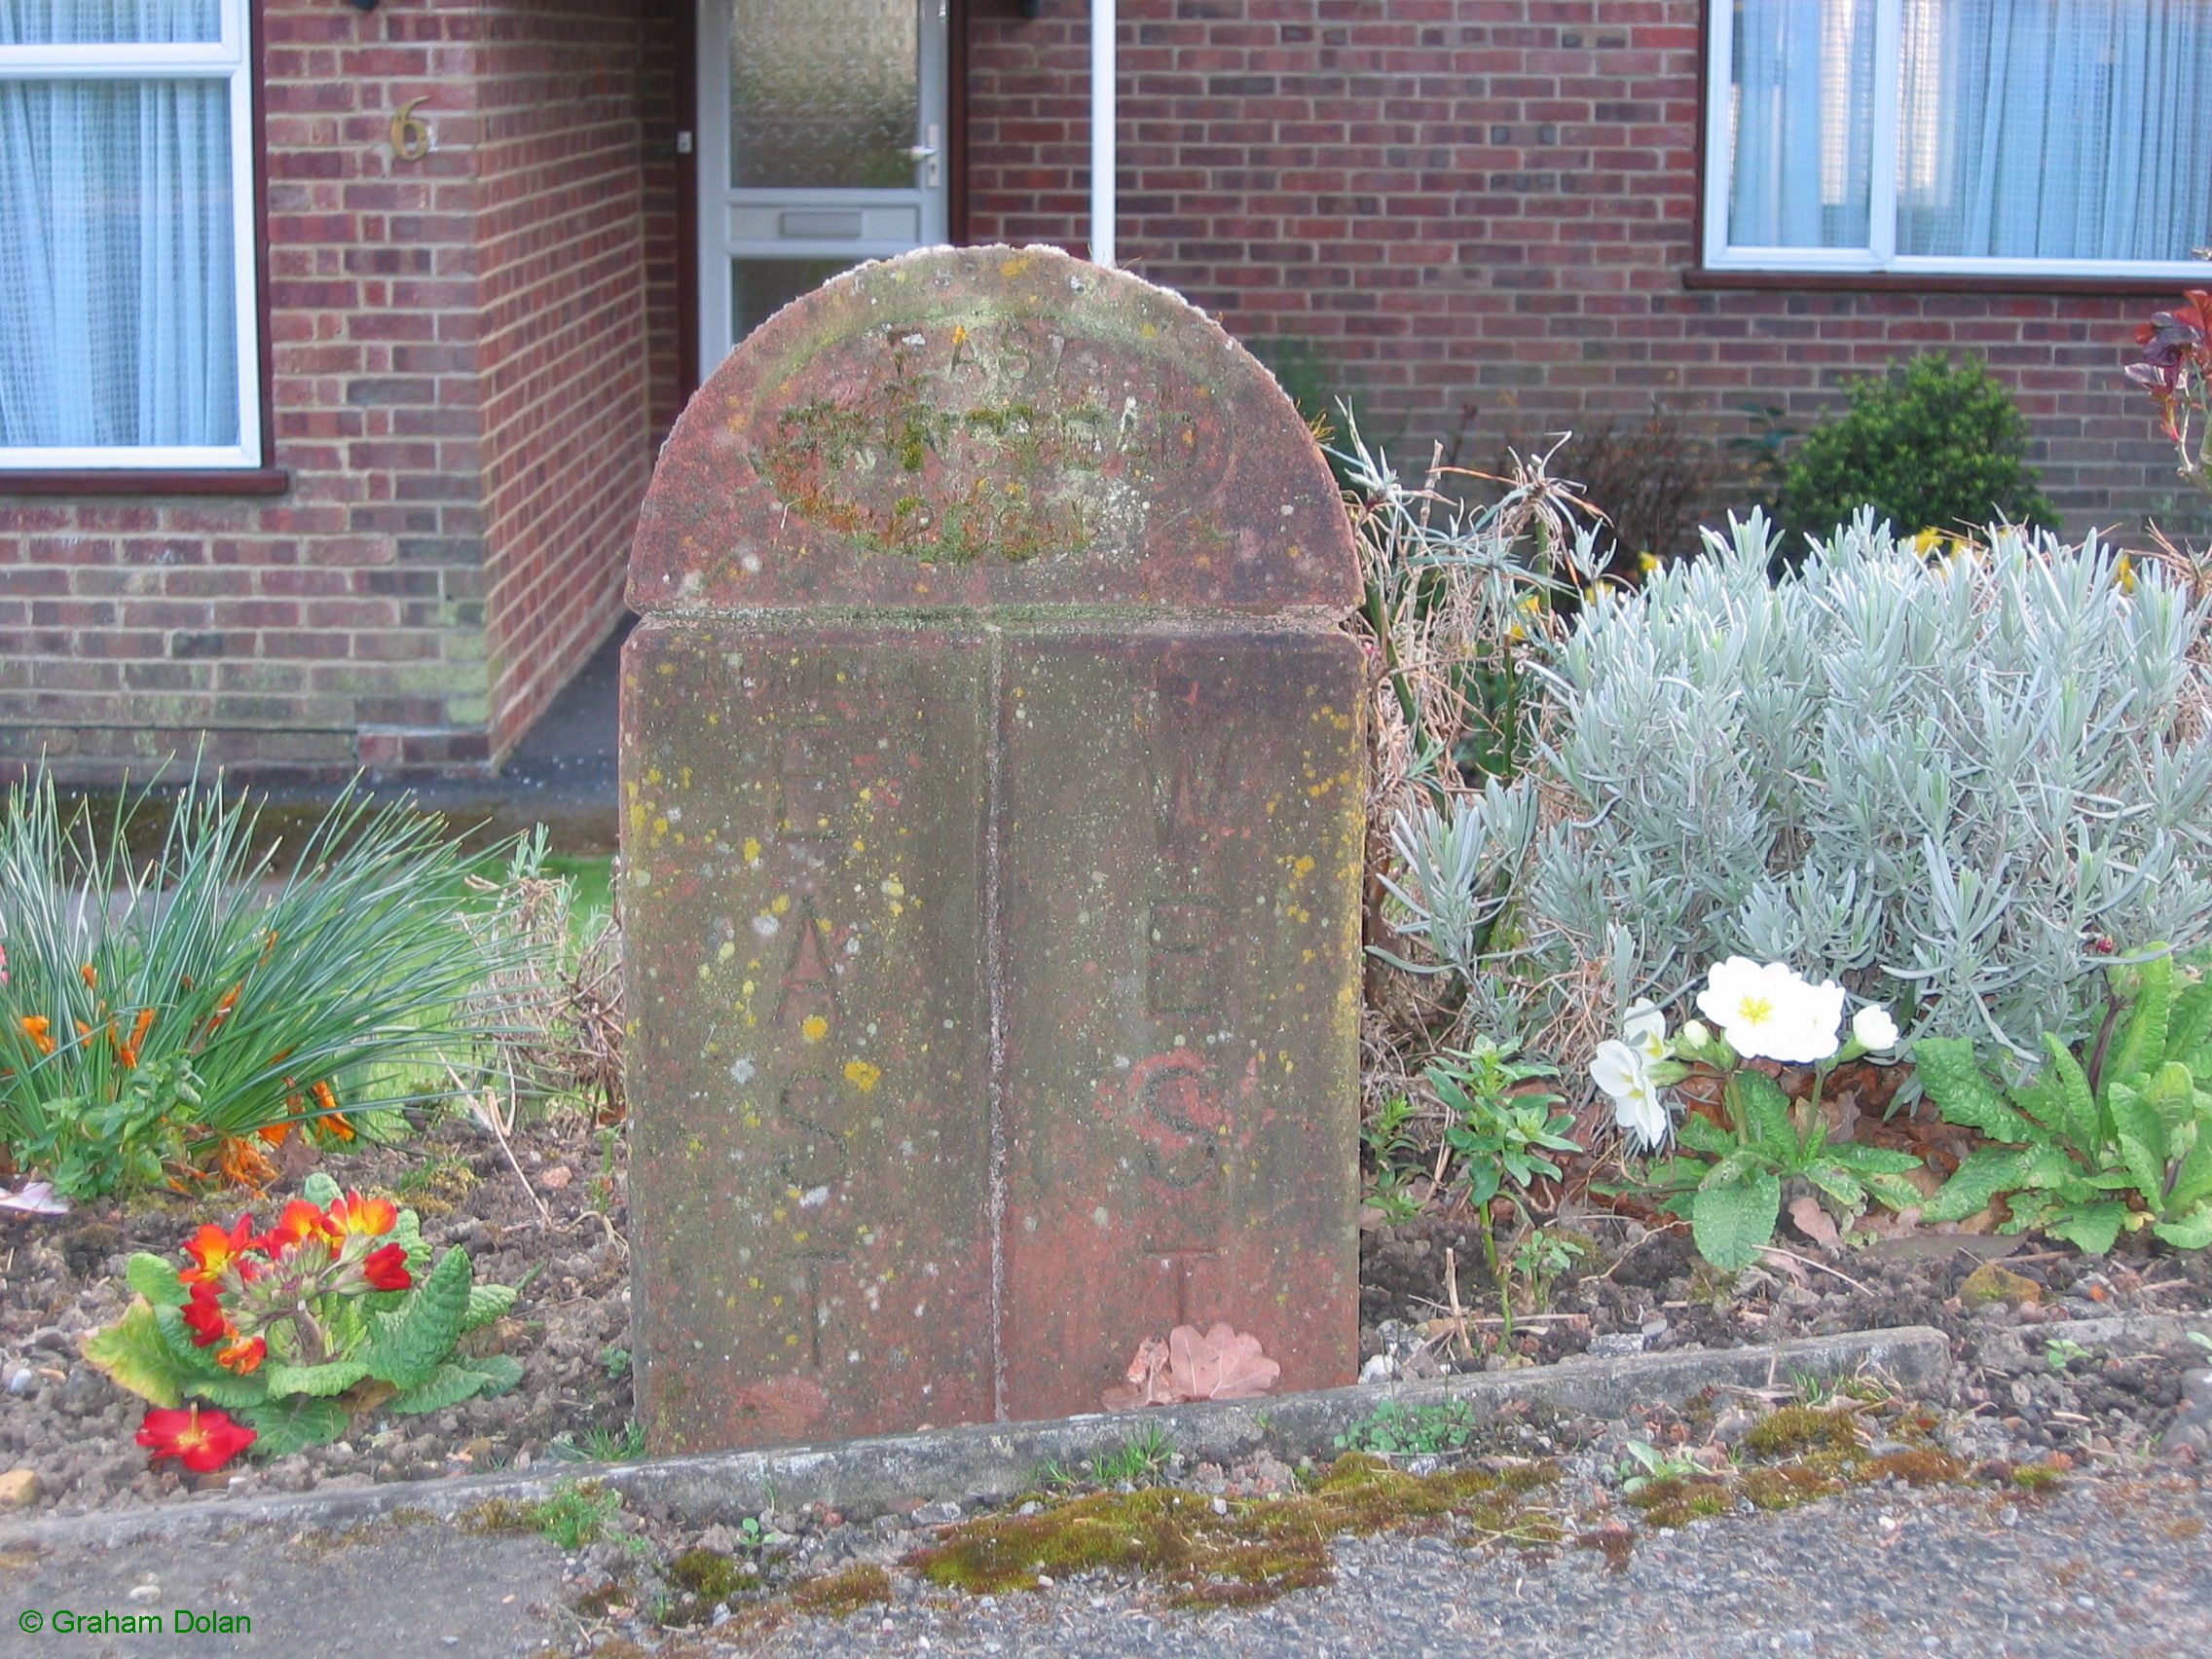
[472,3,654,757]
[0,0,658,782]
[966,0,2201,540]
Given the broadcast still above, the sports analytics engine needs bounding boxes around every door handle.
[904,145,938,161]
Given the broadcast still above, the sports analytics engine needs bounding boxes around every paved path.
[6,1471,2205,1658]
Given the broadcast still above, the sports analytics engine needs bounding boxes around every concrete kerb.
[0,1325,1948,1553]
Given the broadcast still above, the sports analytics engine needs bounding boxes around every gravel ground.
[734,1473,2212,1659]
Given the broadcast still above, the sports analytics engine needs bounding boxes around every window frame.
[1701,0,2212,282]
[0,0,272,480]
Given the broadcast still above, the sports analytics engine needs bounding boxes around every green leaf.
[1924,1147,2032,1224]
[2107,953,2173,1091]
[263,1360,370,1399]
[469,1353,524,1398]
[461,1283,517,1333]
[2037,1035,2101,1156]
[1862,1171,1929,1213]
[82,1301,187,1409]
[2106,1082,2170,1198]
[126,1252,189,1309]
[2151,1203,2212,1251]
[2144,1060,2197,1133]
[1800,1161,1867,1207]
[1824,1143,1924,1175]
[387,1361,496,1416]
[1914,1038,2039,1146]
[358,1246,473,1391]
[2164,980,2212,1067]
[1726,1070,1793,1150]
[302,1171,343,1208]
[1677,1114,1735,1158]
[2044,1201,2126,1256]
[241,1395,350,1458]
[1690,1172,1782,1273]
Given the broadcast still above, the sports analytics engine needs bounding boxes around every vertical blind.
[1726,0,2212,265]
[0,0,241,454]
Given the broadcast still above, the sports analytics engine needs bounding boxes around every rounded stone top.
[627,244,1359,615]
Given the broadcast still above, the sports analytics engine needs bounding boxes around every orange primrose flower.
[181,1215,261,1285]
[18,1015,55,1056]
[137,1404,255,1473]
[327,1191,397,1239]
[215,1333,268,1376]
[266,1198,339,1255]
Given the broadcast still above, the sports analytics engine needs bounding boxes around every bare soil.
[3,1116,2208,1518]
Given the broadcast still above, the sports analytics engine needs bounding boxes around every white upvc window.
[1704,0,2212,279]
[0,0,261,471]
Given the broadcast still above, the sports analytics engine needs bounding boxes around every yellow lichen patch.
[844,1059,883,1092]
[908,1455,1559,1610]
[743,837,764,863]
[801,1016,830,1043]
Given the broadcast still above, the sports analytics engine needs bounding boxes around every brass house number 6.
[389,97,430,163]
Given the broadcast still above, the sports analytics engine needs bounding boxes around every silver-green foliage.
[1385,511,2212,1064]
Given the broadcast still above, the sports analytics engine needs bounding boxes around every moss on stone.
[1743,1405,1862,1459]
[907,1452,1561,1609]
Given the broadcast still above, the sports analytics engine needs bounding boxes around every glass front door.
[698,0,949,377]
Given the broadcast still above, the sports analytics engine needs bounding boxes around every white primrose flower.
[1591,1039,1671,1152]
[1851,1005,1900,1053]
[1694,956,1846,1065]
[1622,998,1668,1063]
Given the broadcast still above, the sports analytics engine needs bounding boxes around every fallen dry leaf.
[1101,1323,1279,1411]
[1788,1195,1841,1252]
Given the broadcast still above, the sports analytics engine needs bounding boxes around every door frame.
[676,0,970,403]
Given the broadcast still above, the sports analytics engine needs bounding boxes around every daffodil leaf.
[126,1252,189,1309]
[82,1301,186,1409]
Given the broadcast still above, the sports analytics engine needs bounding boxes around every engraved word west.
[625,246,1363,1454]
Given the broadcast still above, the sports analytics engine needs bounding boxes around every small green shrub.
[1920,950,2212,1252]
[1382,517,2212,1073]
[0,772,513,1198]
[1780,354,2056,542]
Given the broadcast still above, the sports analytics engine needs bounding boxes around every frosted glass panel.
[1896,0,2212,262]
[0,77,239,447]
[1727,0,1876,248]
[0,1,222,43]
[728,0,917,190]
[734,258,855,343]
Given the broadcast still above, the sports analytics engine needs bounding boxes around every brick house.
[4,1,2206,780]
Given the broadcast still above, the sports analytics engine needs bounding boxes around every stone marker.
[622,244,1363,1454]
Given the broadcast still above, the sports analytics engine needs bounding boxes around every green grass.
[542,854,614,934]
